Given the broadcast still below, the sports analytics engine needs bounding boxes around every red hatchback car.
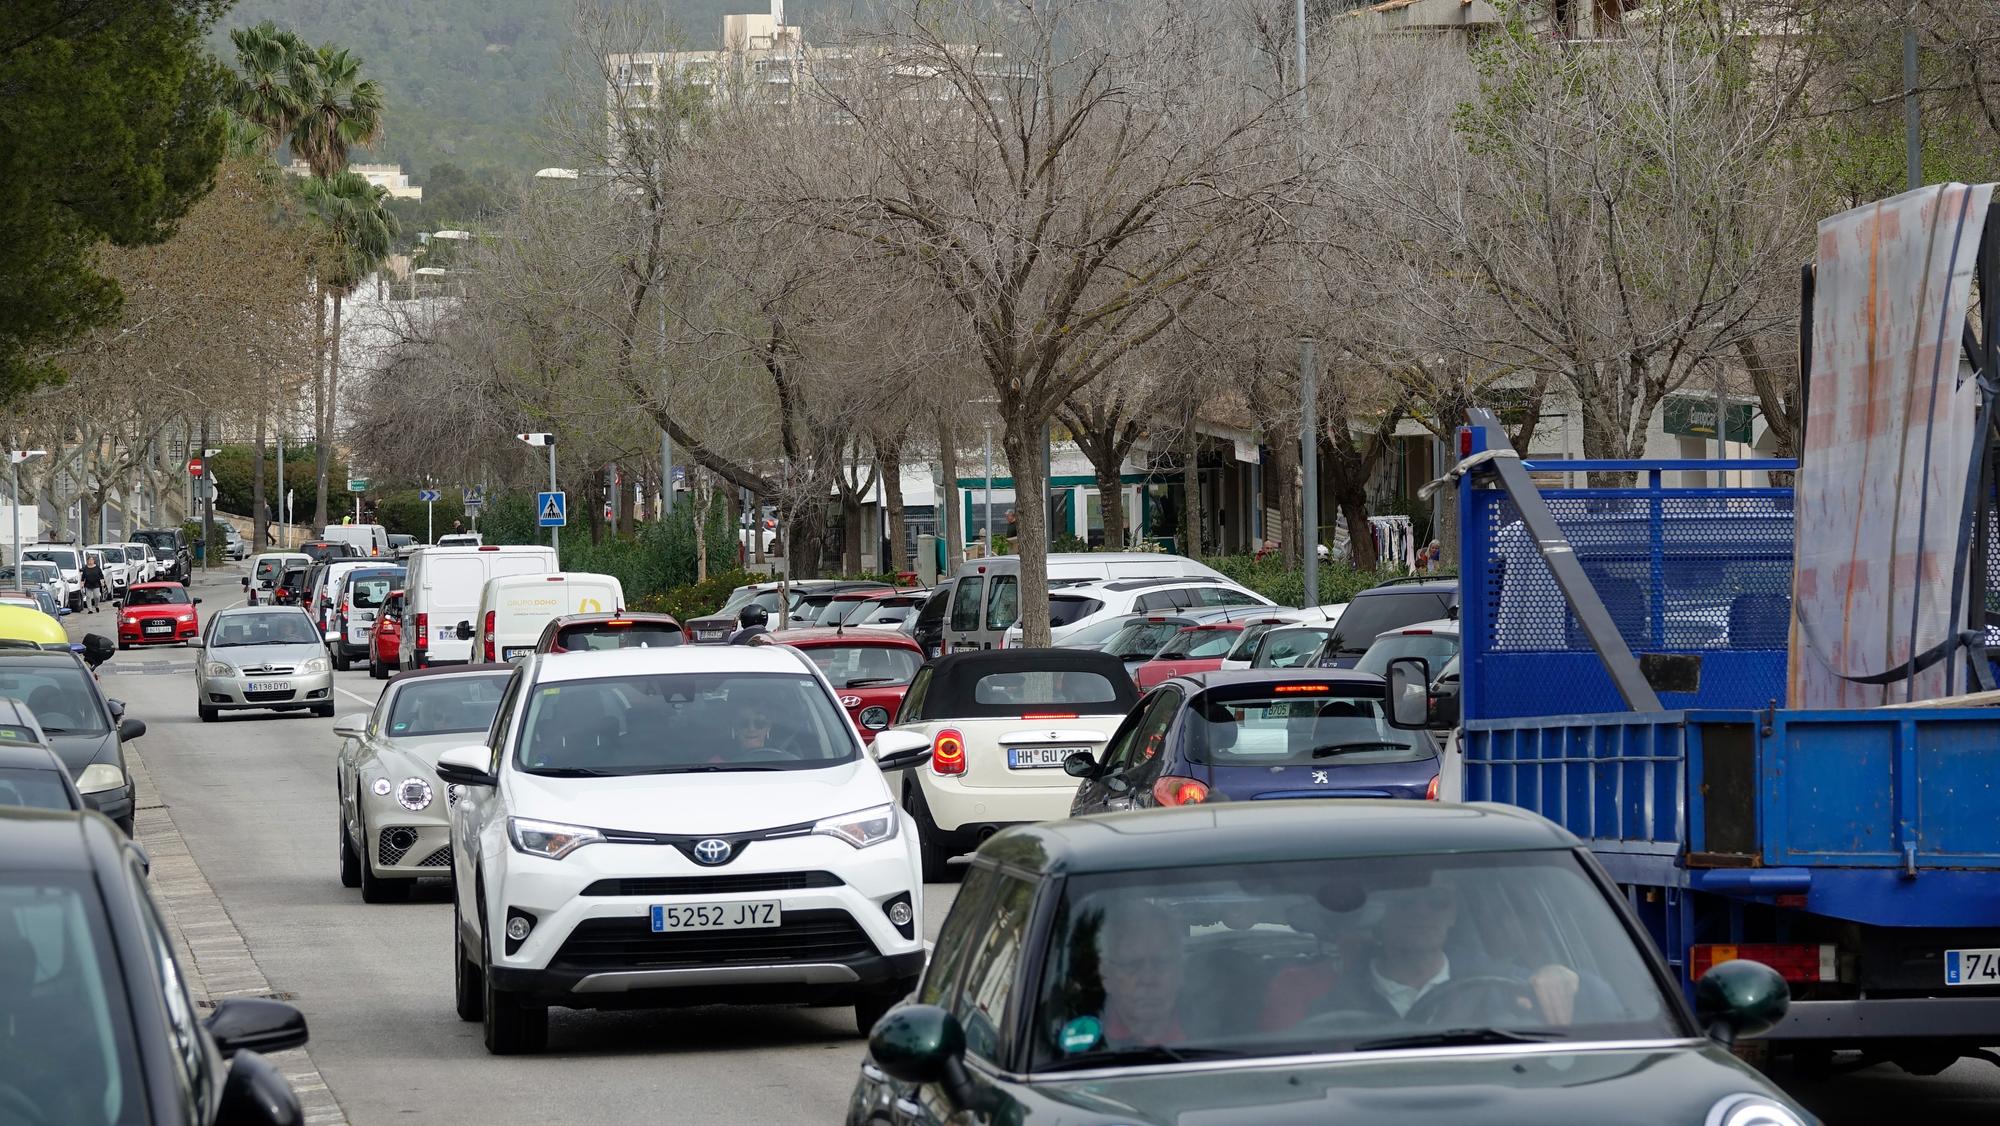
[752,628,925,744]
[117,582,201,649]
[1132,621,1264,690]
[368,589,403,679]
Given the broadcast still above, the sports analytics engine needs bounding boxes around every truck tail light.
[931,729,965,775]
[1152,776,1209,807]
[482,610,497,663]
[415,612,429,647]
[1689,943,1836,983]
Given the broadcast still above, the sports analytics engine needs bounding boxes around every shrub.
[1206,554,1392,608]
[638,568,756,621]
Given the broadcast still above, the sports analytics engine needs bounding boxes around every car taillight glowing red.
[931,729,965,775]
[1426,774,1440,800]
[482,610,497,662]
[1021,712,1078,720]
[415,612,429,646]
[1153,776,1208,807]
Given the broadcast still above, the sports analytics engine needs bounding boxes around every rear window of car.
[1155,628,1241,661]
[1048,596,1104,628]
[349,576,399,609]
[1254,627,1335,668]
[971,670,1125,710]
[1353,631,1459,678]
[1184,685,1427,766]
[799,644,921,688]
[1101,619,1185,660]
[555,623,684,651]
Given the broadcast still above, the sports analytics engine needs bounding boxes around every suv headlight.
[204,661,236,678]
[507,817,602,860]
[813,803,898,849]
[78,763,126,794]
[1706,1095,1807,1126]
[300,657,329,673]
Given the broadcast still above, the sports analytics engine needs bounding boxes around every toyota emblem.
[840,695,862,708]
[692,838,733,866]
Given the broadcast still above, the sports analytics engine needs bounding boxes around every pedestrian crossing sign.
[537,491,567,527]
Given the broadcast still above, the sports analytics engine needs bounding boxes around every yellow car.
[0,604,72,652]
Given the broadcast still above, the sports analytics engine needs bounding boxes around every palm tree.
[300,171,398,525]
[291,46,385,180]
[228,22,314,154]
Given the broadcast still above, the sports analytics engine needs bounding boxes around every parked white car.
[120,542,158,583]
[995,577,1273,650]
[334,664,513,902]
[22,544,88,611]
[889,648,1139,881]
[84,544,131,598]
[435,645,932,1054]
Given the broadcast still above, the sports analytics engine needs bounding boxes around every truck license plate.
[1009,746,1084,769]
[1945,948,2000,986]
[650,901,781,932]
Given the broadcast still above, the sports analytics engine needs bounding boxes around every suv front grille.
[579,871,844,897]
[549,909,875,970]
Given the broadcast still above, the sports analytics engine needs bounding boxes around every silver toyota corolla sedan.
[196,606,336,722]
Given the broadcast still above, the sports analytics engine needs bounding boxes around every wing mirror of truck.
[1695,959,1790,1046]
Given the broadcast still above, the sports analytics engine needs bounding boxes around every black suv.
[134,528,192,583]
[1313,577,1458,668]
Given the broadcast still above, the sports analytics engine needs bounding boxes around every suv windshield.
[92,547,125,563]
[210,612,321,647]
[516,672,856,775]
[0,873,148,1123]
[133,532,178,553]
[1029,851,1678,1072]
[1186,686,1428,765]
[126,587,189,607]
[387,674,509,736]
[0,665,106,735]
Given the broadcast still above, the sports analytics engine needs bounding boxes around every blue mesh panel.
[1465,485,1794,720]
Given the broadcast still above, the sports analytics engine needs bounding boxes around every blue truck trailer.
[1450,416,2000,1074]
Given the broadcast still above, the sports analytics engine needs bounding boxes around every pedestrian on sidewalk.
[82,554,106,611]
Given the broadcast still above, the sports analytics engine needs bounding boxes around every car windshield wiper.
[844,677,901,688]
[1352,1027,1564,1052]
[664,764,787,773]
[525,766,620,777]
[1310,742,1417,758]
[1040,1044,1250,1071]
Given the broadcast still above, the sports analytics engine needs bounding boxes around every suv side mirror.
[1385,657,1435,729]
[870,730,932,772]
[435,745,497,788]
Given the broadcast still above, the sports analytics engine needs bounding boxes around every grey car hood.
[47,730,119,775]
[205,643,325,670]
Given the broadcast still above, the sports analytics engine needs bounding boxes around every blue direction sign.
[418,488,441,503]
[537,491,567,527]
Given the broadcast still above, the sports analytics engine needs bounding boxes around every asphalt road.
[77,563,2000,1124]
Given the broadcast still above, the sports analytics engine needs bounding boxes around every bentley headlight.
[204,661,236,678]
[507,817,602,860]
[813,804,899,849]
[396,777,433,812]
[371,777,392,797]
[77,763,126,794]
[1705,1095,1807,1126]
[300,657,329,674]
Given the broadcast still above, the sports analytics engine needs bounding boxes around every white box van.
[467,571,624,662]
[943,552,1232,651]
[321,523,390,558]
[400,545,558,666]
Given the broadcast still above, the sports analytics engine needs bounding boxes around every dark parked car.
[297,540,360,565]
[133,528,192,583]
[1067,670,1440,813]
[850,802,1807,1126]
[1312,578,1458,669]
[0,650,143,833]
[0,713,84,814]
[0,809,313,1125]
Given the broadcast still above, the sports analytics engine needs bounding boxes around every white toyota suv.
[435,645,934,1054]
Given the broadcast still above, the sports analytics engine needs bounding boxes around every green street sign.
[1663,395,1754,445]
[347,478,369,492]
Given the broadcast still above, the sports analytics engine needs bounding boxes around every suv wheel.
[903,781,953,883]
[453,888,484,1021]
[481,915,547,1053]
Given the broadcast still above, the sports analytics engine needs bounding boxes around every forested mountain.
[215,1,816,176]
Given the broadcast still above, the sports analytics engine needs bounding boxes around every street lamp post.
[518,432,559,556]
[982,422,994,553]
[9,450,46,591]
[1295,0,1320,606]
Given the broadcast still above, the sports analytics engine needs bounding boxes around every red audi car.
[368,589,404,679]
[751,628,925,744]
[117,582,201,649]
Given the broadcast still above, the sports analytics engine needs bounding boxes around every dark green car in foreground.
[848,802,1814,1126]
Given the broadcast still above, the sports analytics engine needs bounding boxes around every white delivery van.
[321,523,390,558]
[399,545,558,666]
[467,571,625,662]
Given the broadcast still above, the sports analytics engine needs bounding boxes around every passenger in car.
[1095,900,1187,1047]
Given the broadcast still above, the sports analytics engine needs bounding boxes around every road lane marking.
[335,684,379,707]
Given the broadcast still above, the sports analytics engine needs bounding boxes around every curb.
[129,732,349,1124]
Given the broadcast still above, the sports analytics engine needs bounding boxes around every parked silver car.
[195,606,335,722]
[333,664,511,902]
